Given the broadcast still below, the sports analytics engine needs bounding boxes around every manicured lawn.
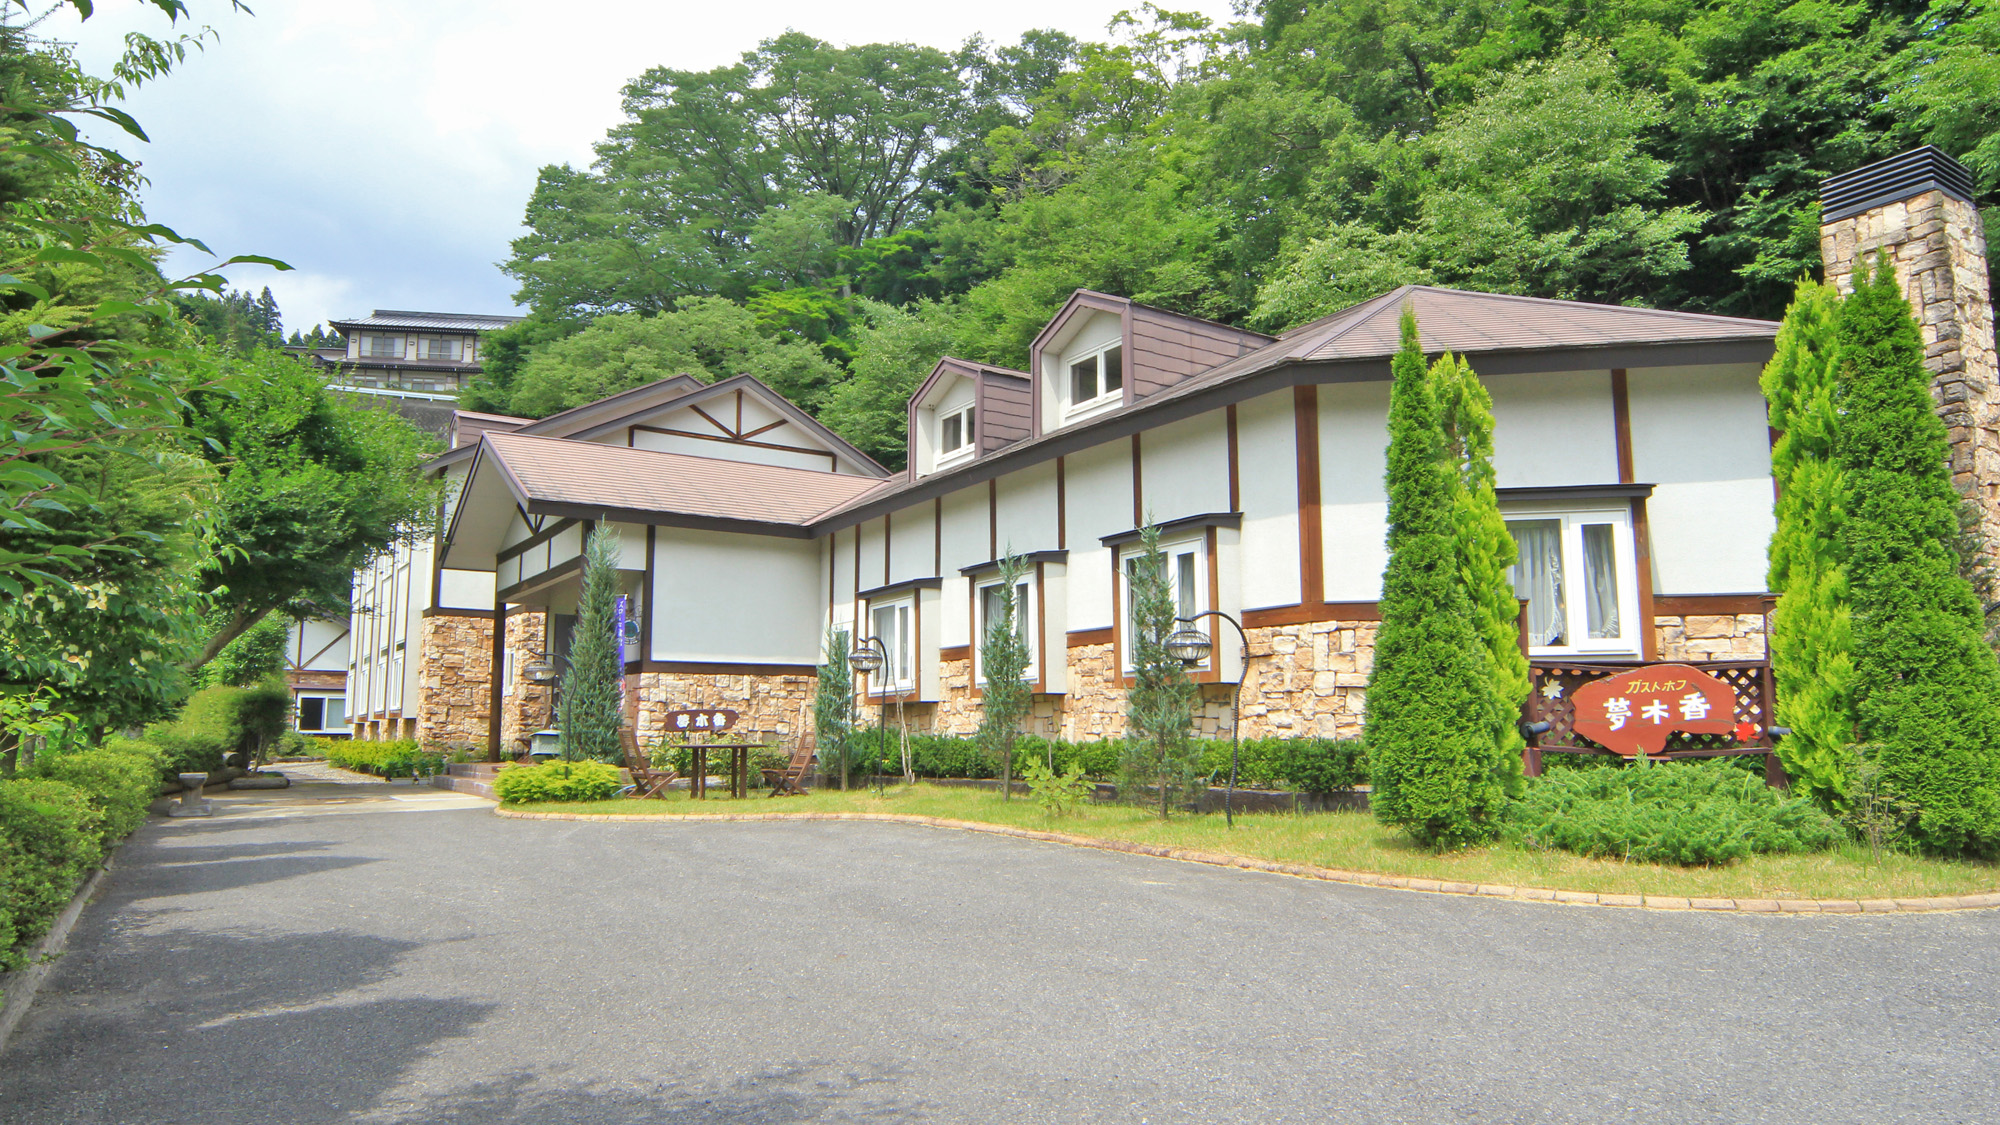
[510,783,1999,902]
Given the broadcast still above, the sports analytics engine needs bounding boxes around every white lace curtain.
[1508,520,1565,646]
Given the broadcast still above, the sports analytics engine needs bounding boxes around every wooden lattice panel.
[1525,660,1775,756]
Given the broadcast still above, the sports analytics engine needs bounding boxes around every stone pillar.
[415,612,494,747]
[1821,146,2000,538]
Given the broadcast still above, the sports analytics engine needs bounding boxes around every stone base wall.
[1237,620,1375,740]
[1654,613,1767,663]
[499,610,551,755]
[1061,643,1125,741]
[415,614,492,747]
[629,669,817,749]
[1822,191,2000,540]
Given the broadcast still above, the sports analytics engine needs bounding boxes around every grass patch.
[511,783,1998,902]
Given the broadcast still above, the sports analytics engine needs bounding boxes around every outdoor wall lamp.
[522,649,565,684]
[1172,611,1252,828]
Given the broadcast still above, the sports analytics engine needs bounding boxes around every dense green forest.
[466,0,2000,468]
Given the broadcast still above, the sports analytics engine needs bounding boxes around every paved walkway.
[2,793,1995,1123]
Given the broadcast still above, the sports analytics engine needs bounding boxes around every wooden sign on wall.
[663,708,738,734]
[1569,663,1736,756]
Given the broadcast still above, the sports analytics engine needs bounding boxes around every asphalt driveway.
[2,786,1994,1124]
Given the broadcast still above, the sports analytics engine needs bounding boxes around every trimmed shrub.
[1506,760,1840,866]
[29,740,164,845]
[145,680,292,775]
[493,759,624,803]
[0,778,105,971]
[323,738,443,778]
[1278,738,1369,795]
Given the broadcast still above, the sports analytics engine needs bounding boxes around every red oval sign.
[1568,663,1736,756]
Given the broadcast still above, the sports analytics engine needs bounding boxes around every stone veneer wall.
[1821,190,2000,540]
[1654,613,1768,663]
[1237,621,1374,740]
[415,613,493,747]
[627,669,817,748]
[498,610,551,755]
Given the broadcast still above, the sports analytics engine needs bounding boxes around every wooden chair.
[622,743,680,800]
[762,725,816,798]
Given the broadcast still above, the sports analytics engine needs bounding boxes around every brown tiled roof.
[812,285,1778,529]
[1271,285,1776,363]
[481,431,883,529]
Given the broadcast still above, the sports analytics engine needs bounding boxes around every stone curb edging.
[0,845,118,1056]
[493,808,2000,915]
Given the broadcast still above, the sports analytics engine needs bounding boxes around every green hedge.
[1505,759,1841,865]
[323,738,444,779]
[843,730,1365,793]
[29,738,166,845]
[493,760,624,803]
[2,737,163,974]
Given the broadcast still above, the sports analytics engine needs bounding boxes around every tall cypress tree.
[1367,309,1511,849]
[1836,254,2000,855]
[1433,351,1528,786]
[1761,279,1856,803]
[558,528,626,762]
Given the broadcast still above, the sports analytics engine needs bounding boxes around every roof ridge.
[1400,285,1780,328]
[486,429,868,483]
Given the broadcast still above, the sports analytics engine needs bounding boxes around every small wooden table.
[688,743,765,799]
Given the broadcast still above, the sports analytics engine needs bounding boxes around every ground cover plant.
[1505,760,1842,866]
[506,782,1998,904]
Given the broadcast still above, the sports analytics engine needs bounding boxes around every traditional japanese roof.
[812,285,1778,531]
[455,431,888,547]
[329,310,526,332]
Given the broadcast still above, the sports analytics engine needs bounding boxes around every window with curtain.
[976,577,1036,684]
[1506,511,1636,655]
[1122,538,1207,672]
[870,600,913,693]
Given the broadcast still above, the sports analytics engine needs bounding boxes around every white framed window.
[938,403,976,465]
[867,598,914,695]
[1120,537,1206,672]
[296,694,347,733]
[366,334,402,358]
[1506,509,1640,655]
[1066,343,1124,416]
[420,335,462,361]
[975,574,1037,685]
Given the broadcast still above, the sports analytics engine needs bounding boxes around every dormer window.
[366,334,401,358]
[1067,344,1123,415]
[938,404,976,464]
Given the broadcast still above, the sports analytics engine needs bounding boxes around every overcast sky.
[45,0,1240,335]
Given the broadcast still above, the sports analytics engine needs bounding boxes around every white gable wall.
[1489,370,1620,487]
[650,528,822,664]
[1318,381,1392,602]
[1239,389,1303,609]
[1629,363,1776,594]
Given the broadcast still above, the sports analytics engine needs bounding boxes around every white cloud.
[40,0,1237,335]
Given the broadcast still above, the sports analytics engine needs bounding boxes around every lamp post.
[845,636,887,793]
[1165,611,1252,827]
[520,650,567,759]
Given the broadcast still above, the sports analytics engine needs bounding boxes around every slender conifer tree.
[1836,254,2000,854]
[1761,279,1856,802]
[557,528,626,762]
[1367,309,1512,848]
[1433,351,1528,785]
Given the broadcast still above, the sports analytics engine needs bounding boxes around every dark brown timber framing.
[1225,404,1241,512]
[1294,385,1323,607]
[1611,368,1660,660]
[813,339,1776,534]
[1131,434,1144,525]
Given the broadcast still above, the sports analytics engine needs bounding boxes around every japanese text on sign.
[1566,663,1737,756]
[663,708,738,734]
